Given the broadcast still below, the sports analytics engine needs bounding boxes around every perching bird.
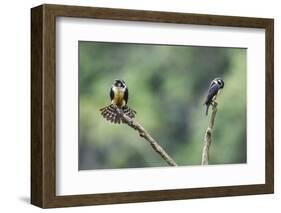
[204,78,224,115]
[100,79,136,124]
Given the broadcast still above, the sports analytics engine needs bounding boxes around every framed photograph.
[31,4,274,208]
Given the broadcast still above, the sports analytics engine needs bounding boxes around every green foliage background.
[79,41,246,170]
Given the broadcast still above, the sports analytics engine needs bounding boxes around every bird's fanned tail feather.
[100,104,136,124]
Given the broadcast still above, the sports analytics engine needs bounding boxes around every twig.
[201,102,218,165]
[113,105,178,166]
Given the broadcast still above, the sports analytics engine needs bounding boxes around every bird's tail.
[100,104,136,124]
[205,104,209,116]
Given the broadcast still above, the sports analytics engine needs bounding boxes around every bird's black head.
[215,78,224,89]
[113,79,126,88]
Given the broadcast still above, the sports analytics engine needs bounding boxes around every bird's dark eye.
[218,80,222,85]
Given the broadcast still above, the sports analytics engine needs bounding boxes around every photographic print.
[31,4,273,208]
[78,41,246,170]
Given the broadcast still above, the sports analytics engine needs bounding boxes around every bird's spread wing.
[122,105,136,119]
[100,104,122,124]
[100,104,136,124]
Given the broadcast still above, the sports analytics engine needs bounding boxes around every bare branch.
[201,102,218,165]
[112,105,178,166]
